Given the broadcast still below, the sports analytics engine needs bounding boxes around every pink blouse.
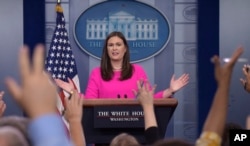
[84,64,163,99]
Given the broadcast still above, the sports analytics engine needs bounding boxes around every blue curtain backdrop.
[24,0,45,54]
[197,0,219,135]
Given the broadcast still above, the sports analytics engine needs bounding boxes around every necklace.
[112,66,122,71]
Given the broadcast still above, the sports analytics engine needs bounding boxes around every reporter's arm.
[196,47,243,146]
[29,114,74,146]
[64,90,86,146]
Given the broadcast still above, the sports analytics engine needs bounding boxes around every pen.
[135,80,144,99]
[61,90,74,116]
[63,89,73,100]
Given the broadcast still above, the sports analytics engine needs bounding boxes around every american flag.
[45,4,80,126]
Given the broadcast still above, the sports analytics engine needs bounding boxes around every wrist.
[68,118,82,123]
[163,88,175,98]
[169,87,175,94]
[29,109,57,120]
[170,89,175,95]
[142,105,154,113]
[142,104,154,109]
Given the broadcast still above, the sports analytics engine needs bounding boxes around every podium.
[82,98,178,144]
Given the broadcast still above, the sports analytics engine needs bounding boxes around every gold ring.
[70,90,74,94]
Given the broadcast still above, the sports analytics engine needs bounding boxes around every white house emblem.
[74,1,171,62]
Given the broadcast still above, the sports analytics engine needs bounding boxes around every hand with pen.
[134,79,156,107]
[55,78,75,94]
[134,79,159,144]
[63,89,86,146]
[64,89,83,123]
[54,78,85,99]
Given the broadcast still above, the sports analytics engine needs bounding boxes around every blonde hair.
[110,133,140,146]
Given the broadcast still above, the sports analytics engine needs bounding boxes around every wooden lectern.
[82,98,178,144]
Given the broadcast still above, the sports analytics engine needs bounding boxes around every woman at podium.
[55,31,189,99]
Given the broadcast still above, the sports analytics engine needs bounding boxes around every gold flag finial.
[55,3,63,13]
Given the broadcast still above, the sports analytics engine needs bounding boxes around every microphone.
[124,94,127,99]
[117,94,121,99]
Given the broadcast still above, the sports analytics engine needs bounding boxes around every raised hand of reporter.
[64,89,86,146]
[5,45,57,119]
[0,91,6,117]
[212,47,243,87]
[240,64,250,92]
[136,79,156,108]
[64,89,83,123]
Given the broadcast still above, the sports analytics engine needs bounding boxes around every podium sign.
[94,106,144,128]
[82,99,178,144]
